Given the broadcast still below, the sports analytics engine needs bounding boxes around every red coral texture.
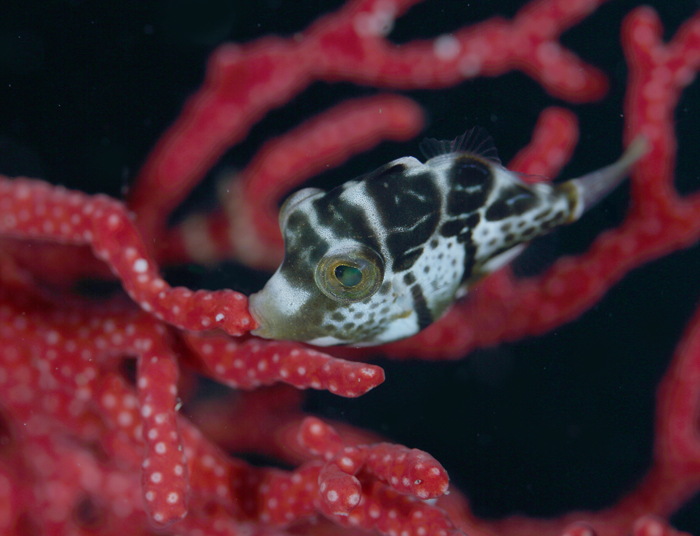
[1,0,700,535]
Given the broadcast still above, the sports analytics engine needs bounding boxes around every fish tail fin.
[567,135,648,221]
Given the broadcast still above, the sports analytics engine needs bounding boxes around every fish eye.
[334,264,363,287]
[315,245,384,303]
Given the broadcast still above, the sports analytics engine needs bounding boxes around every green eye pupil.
[334,265,362,287]
[315,245,384,303]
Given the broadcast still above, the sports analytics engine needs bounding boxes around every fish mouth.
[248,292,272,339]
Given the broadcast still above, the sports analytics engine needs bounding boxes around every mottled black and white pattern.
[249,130,647,346]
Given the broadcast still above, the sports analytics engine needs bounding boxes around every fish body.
[249,129,646,346]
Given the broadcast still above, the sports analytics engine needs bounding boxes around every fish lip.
[248,292,271,338]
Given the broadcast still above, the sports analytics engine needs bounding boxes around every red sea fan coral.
[0,0,699,534]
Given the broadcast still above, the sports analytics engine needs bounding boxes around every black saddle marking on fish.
[370,160,412,181]
[485,184,539,221]
[312,187,383,254]
[282,211,330,290]
[446,157,494,215]
[461,237,478,284]
[439,212,480,242]
[393,248,425,273]
[365,170,441,269]
[410,284,434,331]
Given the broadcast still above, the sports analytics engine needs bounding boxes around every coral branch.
[1,0,699,534]
[183,332,385,397]
[298,418,450,518]
[0,177,255,336]
[137,343,189,525]
[128,0,609,243]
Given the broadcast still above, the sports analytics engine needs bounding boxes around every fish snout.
[248,291,274,339]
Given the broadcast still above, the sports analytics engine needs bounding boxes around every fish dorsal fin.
[419,127,501,164]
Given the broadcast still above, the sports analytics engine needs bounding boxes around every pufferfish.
[249,129,647,347]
